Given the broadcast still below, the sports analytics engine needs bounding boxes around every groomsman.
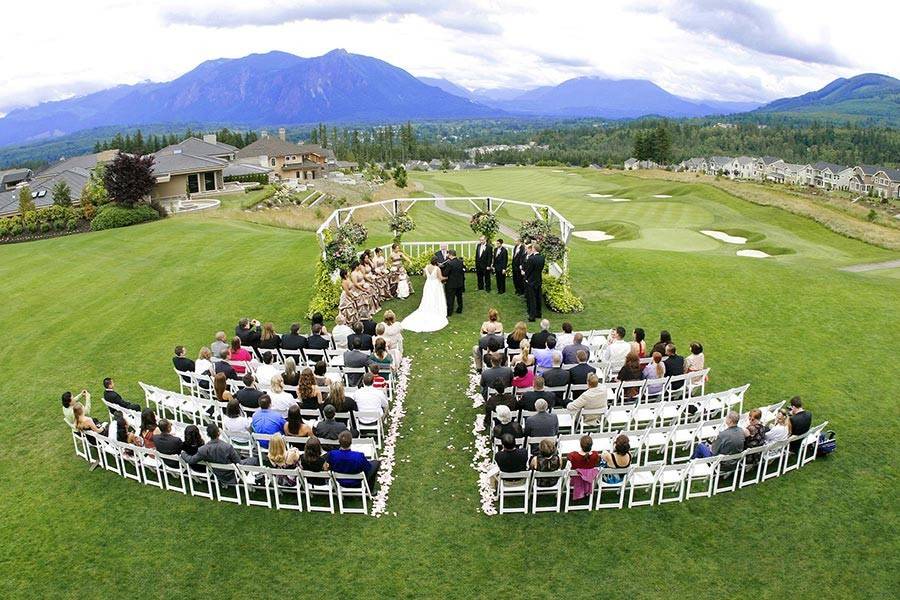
[475,235,492,292]
[511,238,527,295]
[492,238,508,294]
[523,244,545,322]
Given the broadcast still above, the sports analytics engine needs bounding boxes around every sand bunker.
[587,193,613,198]
[552,169,564,173]
[700,230,747,244]
[573,231,615,242]
[610,198,631,202]
[736,249,771,258]
[653,194,672,198]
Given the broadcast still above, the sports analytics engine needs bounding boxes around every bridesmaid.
[390,243,413,298]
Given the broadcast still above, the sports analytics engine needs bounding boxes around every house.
[680,157,707,172]
[811,162,848,189]
[760,157,783,181]
[848,165,880,195]
[730,156,761,180]
[624,158,639,170]
[234,129,326,181]
[405,160,430,171]
[428,159,444,170]
[706,156,733,175]
[150,148,227,201]
[157,135,237,161]
[0,168,32,190]
[871,168,900,198]
[0,167,91,216]
[834,167,855,190]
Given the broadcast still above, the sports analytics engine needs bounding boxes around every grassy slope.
[1,169,898,598]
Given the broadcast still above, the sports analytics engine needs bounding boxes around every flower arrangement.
[469,211,499,239]
[371,357,412,517]
[388,212,415,242]
[519,217,566,263]
[323,239,357,273]
[518,217,551,243]
[335,221,368,246]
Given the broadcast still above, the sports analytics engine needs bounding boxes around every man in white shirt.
[555,322,575,349]
[331,315,353,351]
[601,326,632,364]
[353,373,389,425]
[254,351,279,390]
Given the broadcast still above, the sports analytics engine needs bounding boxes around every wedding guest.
[493,238,508,294]
[314,404,349,439]
[533,335,557,374]
[601,326,631,363]
[519,377,557,411]
[524,398,559,441]
[370,338,394,375]
[562,332,590,365]
[194,347,215,386]
[181,425,204,463]
[492,404,522,440]
[601,434,633,472]
[73,401,106,435]
[788,396,812,453]
[642,352,666,396]
[473,330,505,372]
[343,337,371,387]
[506,321,529,350]
[327,430,381,490]
[215,349,238,380]
[481,308,503,335]
[103,377,141,415]
[227,337,253,374]
[326,380,358,413]
[281,357,300,387]
[269,376,296,417]
[235,318,261,347]
[480,353,512,399]
[567,434,600,468]
[222,398,252,443]
[250,394,285,448]
[236,374,263,409]
[685,342,706,387]
[530,319,551,349]
[568,373,608,425]
[213,373,234,403]
[306,323,331,350]
[617,352,643,400]
[513,341,536,369]
[712,412,745,470]
[381,310,404,360]
[765,410,791,443]
[512,361,535,389]
[359,308,377,337]
[347,322,373,353]
[530,439,563,484]
[258,322,281,350]
[300,436,330,482]
[331,316,353,351]
[484,379,517,428]
[314,360,332,388]
[369,364,387,389]
[280,323,307,351]
[62,390,91,427]
[631,328,647,358]
[297,368,323,410]
[568,350,596,399]
[310,312,330,337]
[265,434,301,483]
[173,345,195,373]
[181,424,242,484]
[541,352,571,395]
[495,434,528,473]
[651,330,673,356]
[664,344,685,389]
[284,404,313,437]
[210,331,229,358]
[152,419,183,463]
[556,322,574,349]
[254,351,279,390]
[354,373,389,424]
[743,408,767,449]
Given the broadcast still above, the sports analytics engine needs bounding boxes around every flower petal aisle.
[467,364,497,515]
[371,357,412,518]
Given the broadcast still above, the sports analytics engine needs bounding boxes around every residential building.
[223,162,272,181]
[811,161,849,189]
[730,156,761,180]
[872,168,900,198]
[0,168,32,190]
[706,156,733,175]
[624,158,639,170]
[156,135,237,161]
[680,157,707,172]
[150,148,226,201]
[234,130,326,180]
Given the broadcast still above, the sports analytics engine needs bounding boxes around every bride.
[402,256,448,332]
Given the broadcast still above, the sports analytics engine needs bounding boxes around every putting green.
[612,227,722,252]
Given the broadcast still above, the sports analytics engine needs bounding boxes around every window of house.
[204,171,216,191]
[187,174,199,194]
[270,158,276,167]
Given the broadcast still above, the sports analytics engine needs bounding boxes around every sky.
[1,0,897,114]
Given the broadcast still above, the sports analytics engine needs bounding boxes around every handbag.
[816,430,837,457]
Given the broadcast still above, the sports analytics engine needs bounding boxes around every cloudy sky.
[2,0,897,113]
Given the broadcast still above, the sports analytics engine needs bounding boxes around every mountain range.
[0,49,897,148]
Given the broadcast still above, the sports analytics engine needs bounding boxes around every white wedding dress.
[401,265,448,332]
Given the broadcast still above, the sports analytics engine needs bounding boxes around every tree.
[651,123,672,164]
[51,180,72,206]
[18,186,35,214]
[81,164,109,206]
[103,152,155,206]
[392,165,408,188]
[441,157,451,170]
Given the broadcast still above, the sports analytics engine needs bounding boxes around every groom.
[441,249,465,316]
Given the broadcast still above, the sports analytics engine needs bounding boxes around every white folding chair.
[761,440,788,481]
[156,452,187,494]
[577,408,606,433]
[713,453,743,494]
[69,426,90,461]
[627,464,657,507]
[739,445,768,487]
[641,426,673,464]
[239,464,275,509]
[301,470,335,513]
[269,468,304,511]
[497,471,531,514]
[563,469,597,512]
[186,461,215,500]
[208,463,243,504]
[655,463,688,504]
[530,470,566,513]
[685,455,721,499]
[117,441,143,483]
[669,422,701,463]
[594,467,630,509]
[601,406,632,433]
[136,446,163,489]
[332,471,371,514]
[800,422,827,467]
[354,411,384,448]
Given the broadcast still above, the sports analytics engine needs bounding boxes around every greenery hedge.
[225,173,269,185]
[90,203,160,231]
[306,258,342,320]
[543,273,584,313]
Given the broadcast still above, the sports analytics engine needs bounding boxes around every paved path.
[432,196,518,238]
[839,259,900,272]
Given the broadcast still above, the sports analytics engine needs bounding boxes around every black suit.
[236,387,263,409]
[361,319,377,337]
[492,246,508,294]
[103,389,141,415]
[173,356,195,374]
[523,252,545,320]
[496,447,528,473]
[442,257,466,316]
[433,249,450,268]
[215,360,238,380]
[235,325,261,348]
[280,333,307,351]
[542,367,572,406]
[346,333,373,352]
[152,433,183,466]
[519,390,557,411]
[569,363,597,399]
[306,334,331,351]
[475,242,492,291]
[511,244,527,295]
[530,329,551,350]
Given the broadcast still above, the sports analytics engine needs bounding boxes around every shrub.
[66,219,78,231]
[103,152,155,207]
[543,273,584,313]
[305,258,342,320]
[11,223,23,236]
[0,220,8,237]
[225,173,268,185]
[335,222,368,246]
[388,212,415,242]
[27,222,38,233]
[53,220,65,231]
[40,222,51,233]
[90,203,160,231]
[81,200,96,221]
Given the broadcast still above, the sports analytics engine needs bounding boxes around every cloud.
[162,0,502,35]
[636,0,850,66]
[536,52,592,68]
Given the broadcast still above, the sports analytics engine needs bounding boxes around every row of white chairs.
[69,428,375,514]
[495,422,829,513]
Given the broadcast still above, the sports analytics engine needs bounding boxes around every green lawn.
[1,168,898,598]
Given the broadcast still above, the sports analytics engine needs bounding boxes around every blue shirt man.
[326,431,380,489]
[250,394,285,448]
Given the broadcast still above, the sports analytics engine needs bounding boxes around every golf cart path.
[432,195,518,238]
[839,259,900,272]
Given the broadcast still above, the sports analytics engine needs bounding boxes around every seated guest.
[181,425,204,463]
[181,424,242,485]
[533,335,557,374]
[481,308,503,335]
[112,411,139,445]
[492,404,522,440]
[480,353,513,399]
[541,351,571,405]
[300,436,330,482]
[236,374,263,409]
[314,360,332,388]
[222,398,252,443]
[369,338,394,375]
[561,333,590,365]
[257,322,281,350]
[743,408,767,450]
[326,430,381,490]
[642,352,666,396]
[568,350,596,399]
[568,434,600,500]
[530,319,551,350]
[227,337,253,375]
[173,345,195,373]
[555,322,574,349]
[280,323,308,351]
[631,327,647,358]
[139,408,159,448]
[601,326,632,364]
[325,380,358,414]
[381,310,404,361]
[210,331,229,358]
[297,368,323,410]
[354,374,389,424]
[369,365,387,389]
[617,352,643,400]
[685,341,706,386]
[265,434,301,484]
[495,433,528,473]
[62,390,91,427]
[568,373,608,425]
[284,404,313,438]
[765,409,791,443]
[331,315,354,351]
[651,330,673,357]
[281,357,300,387]
[512,341,535,369]
[524,398,559,440]
[530,439,563,485]
[484,379,517,428]
[152,419,183,463]
[314,404,349,440]
[194,347,215,385]
[306,323,331,351]
[250,394,285,448]
[506,321,529,350]
[511,362,535,390]
[519,376,557,411]
[600,434,632,474]
[72,401,106,435]
[663,344,685,389]
[788,396,812,453]
[343,337,371,387]
[254,351,279,390]
[215,349,239,380]
[235,318,261,347]
[103,377,141,416]
[346,322,373,353]
[213,372,234,403]
[310,312,330,336]
[693,411,743,467]
[269,376,296,417]
[473,331,504,372]
[358,309,377,337]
